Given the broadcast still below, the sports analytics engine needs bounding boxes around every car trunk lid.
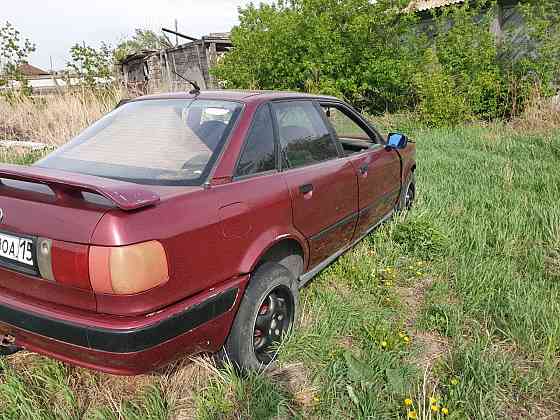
[0,164,161,311]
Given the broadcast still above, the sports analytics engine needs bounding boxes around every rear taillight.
[89,241,169,295]
[36,238,91,291]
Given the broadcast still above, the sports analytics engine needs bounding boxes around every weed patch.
[391,215,448,261]
[1,123,559,418]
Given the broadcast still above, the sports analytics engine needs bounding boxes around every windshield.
[36,99,243,185]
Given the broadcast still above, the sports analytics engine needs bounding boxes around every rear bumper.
[0,276,248,375]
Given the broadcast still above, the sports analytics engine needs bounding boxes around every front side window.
[235,105,276,177]
[37,99,243,186]
[321,106,373,142]
[272,101,338,169]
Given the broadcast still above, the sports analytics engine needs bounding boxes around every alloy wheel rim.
[405,183,415,209]
[253,286,293,363]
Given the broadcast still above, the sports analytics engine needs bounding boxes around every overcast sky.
[3,0,260,71]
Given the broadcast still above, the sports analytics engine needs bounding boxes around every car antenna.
[171,70,200,96]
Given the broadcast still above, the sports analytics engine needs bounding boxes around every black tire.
[397,172,416,212]
[221,262,299,371]
[0,345,21,356]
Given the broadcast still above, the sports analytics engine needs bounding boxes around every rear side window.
[235,105,277,177]
[272,101,339,169]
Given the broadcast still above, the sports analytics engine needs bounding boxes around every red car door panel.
[272,100,358,270]
[349,147,401,238]
[319,103,402,240]
[282,159,358,268]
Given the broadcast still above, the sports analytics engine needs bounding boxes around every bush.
[213,0,560,126]
[392,216,447,260]
[213,0,420,113]
[414,48,472,127]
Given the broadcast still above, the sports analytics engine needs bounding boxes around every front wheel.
[221,262,298,370]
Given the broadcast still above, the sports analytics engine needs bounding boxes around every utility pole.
[174,19,179,46]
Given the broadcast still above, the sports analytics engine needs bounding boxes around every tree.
[67,42,114,87]
[214,0,559,122]
[114,29,172,63]
[0,21,36,96]
[212,0,420,113]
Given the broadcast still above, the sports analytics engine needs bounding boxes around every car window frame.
[232,102,280,181]
[270,99,342,172]
[318,100,384,146]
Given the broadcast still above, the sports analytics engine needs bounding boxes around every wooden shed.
[120,33,231,94]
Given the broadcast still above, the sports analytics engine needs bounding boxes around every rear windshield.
[36,99,243,186]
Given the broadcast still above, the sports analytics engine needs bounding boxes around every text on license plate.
[0,233,34,266]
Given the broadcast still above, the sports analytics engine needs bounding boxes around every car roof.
[130,90,340,105]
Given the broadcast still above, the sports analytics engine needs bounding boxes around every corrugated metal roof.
[405,0,465,12]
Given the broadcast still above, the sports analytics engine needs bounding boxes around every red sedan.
[0,90,415,374]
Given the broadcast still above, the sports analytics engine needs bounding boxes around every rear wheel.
[221,262,298,370]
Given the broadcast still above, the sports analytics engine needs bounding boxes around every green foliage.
[0,21,36,97]
[414,48,473,127]
[67,42,113,87]
[214,0,560,126]
[420,0,558,123]
[438,335,517,419]
[213,0,419,112]
[419,281,464,337]
[392,214,447,260]
[195,363,292,419]
[413,1,510,124]
[113,29,172,63]
[1,121,560,418]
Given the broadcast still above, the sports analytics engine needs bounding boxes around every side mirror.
[386,133,408,150]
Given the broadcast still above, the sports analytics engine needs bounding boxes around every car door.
[272,100,358,270]
[319,102,402,240]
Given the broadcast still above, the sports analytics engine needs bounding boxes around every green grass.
[0,122,559,419]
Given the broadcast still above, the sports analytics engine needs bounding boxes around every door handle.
[359,164,369,176]
[299,183,314,194]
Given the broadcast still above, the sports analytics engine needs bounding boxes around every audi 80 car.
[0,90,415,374]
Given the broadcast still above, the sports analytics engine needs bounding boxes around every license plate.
[0,233,34,266]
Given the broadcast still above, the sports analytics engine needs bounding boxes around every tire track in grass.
[396,276,449,376]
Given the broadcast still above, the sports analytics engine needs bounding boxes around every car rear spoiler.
[0,164,160,211]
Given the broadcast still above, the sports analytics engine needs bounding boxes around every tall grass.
[0,96,558,418]
[0,87,126,145]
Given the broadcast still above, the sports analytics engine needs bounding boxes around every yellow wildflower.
[408,411,417,419]
[430,397,438,404]
[451,378,460,385]
[442,407,449,416]
[404,398,413,406]
[431,404,439,412]
[416,261,423,266]
[399,332,405,338]
[381,341,387,348]
[403,336,411,344]
[416,271,422,276]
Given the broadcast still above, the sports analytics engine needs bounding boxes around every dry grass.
[267,363,319,410]
[509,91,560,134]
[0,86,127,145]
